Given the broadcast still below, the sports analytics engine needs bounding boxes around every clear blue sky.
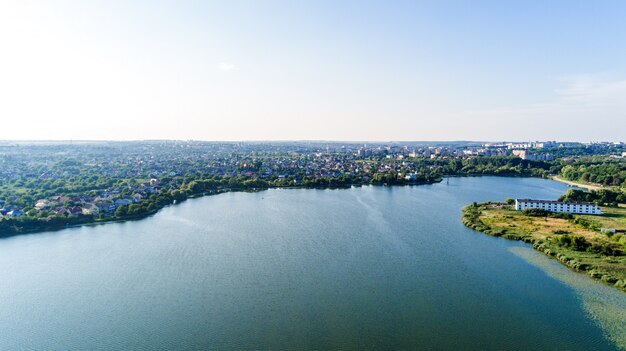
[1,0,625,141]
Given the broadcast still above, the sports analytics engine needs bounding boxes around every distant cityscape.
[0,140,624,235]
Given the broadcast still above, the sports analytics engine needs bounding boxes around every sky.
[1,0,625,142]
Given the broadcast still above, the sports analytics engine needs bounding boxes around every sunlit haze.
[1,0,625,141]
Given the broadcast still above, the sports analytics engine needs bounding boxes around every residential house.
[7,209,26,218]
[68,207,83,215]
[53,196,71,204]
[54,208,70,216]
[95,201,115,214]
[115,199,132,207]
[35,199,50,210]
[81,204,100,216]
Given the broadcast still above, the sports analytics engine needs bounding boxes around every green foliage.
[429,156,553,177]
[559,188,626,207]
[572,217,601,231]
[548,212,574,220]
[523,208,550,217]
[461,204,490,232]
[552,235,590,251]
[586,243,623,256]
[560,161,626,188]
[115,205,127,217]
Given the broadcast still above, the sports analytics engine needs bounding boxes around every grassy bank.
[462,202,626,293]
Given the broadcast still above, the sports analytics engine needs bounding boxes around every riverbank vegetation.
[559,188,626,207]
[559,159,626,188]
[0,173,442,237]
[462,202,626,293]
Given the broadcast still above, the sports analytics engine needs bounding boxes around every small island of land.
[463,194,626,293]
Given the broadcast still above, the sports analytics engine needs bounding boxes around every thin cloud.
[453,73,626,141]
[470,74,626,115]
[219,62,235,71]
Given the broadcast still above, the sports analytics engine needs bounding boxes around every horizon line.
[0,139,624,144]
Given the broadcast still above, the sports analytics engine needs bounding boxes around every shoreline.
[0,179,441,239]
[552,175,603,191]
[0,174,560,239]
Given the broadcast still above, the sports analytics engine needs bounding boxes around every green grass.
[578,204,626,231]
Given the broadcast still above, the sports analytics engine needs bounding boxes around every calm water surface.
[0,177,623,350]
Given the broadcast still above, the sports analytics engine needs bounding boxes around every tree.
[115,205,128,217]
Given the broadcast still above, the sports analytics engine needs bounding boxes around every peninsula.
[463,194,626,293]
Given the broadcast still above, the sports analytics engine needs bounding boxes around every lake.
[0,177,624,350]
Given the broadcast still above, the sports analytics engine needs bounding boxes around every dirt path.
[552,175,603,191]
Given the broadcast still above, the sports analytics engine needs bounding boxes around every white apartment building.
[515,199,602,215]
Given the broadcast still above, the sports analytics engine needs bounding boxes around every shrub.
[523,208,549,217]
[549,212,574,220]
[553,235,590,251]
[572,217,601,231]
[587,243,623,256]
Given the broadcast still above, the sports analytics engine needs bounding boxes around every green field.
[579,204,626,230]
